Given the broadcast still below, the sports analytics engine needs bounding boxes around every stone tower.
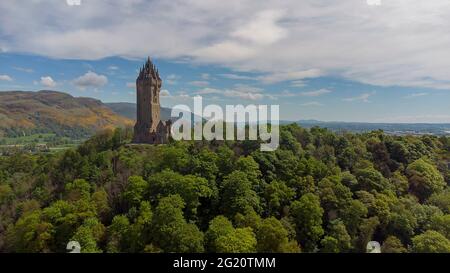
[132,57,171,144]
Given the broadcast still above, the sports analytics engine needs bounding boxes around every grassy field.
[0,133,84,153]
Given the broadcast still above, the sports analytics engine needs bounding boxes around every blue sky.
[1,0,450,122]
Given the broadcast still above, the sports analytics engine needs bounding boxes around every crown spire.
[138,56,161,80]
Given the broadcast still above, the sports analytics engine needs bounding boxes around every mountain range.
[1,90,450,138]
[0,90,133,137]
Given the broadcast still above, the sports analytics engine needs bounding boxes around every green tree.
[264,181,295,216]
[320,236,339,253]
[151,195,204,252]
[290,193,324,252]
[430,214,450,239]
[122,176,147,208]
[406,158,445,200]
[327,219,352,252]
[428,190,450,213]
[71,217,105,253]
[205,216,234,252]
[354,167,390,192]
[256,217,299,253]
[381,236,406,253]
[148,170,212,218]
[65,179,91,201]
[220,171,260,217]
[411,230,450,253]
[107,215,130,253]
[5,210,54,253]
[215,227,257,253]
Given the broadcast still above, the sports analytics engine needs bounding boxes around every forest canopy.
[1,124,450,253]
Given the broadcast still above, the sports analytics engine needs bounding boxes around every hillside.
[0,91,133,137]
[106,102,198,122]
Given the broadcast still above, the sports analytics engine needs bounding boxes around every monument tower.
[132,57,171,144]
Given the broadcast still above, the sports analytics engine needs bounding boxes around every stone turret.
[132,57,171,144]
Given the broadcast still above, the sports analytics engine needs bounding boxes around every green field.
[0,133,84,153]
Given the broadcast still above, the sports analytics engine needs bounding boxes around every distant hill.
[2,90,450,139]
[0,90,133,137]
[105,102,173,121]
[289,120,450,136]
[105,102,200,123]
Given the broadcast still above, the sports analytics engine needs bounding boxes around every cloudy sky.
[1,0,450,122]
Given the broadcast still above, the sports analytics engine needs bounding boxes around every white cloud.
[194,41,257,63]
[160,89,170,96]
[276,90,297,97]
[40,76,56,88]
[13,67,33,73]
[108,65,119,70]
[231,10,287,45]
[301,102,324,107]
[189,80,209,87]
[73,71,108,89]
[200,73,210,80]
[301,89,332,97]
[2,1,450,89]
[290,80,307,87]
[260,69,322,84]
[405,92,428,98]
[196,85,268,101]
[196,87,221,95]
[343,91,376,103]
[0,74,12,81]
[219,74,255,80]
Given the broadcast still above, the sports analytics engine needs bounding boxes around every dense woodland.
[1,124,450,253]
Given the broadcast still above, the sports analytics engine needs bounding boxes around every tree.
[107,215,130,253]
[339,199,368,236]
[381,236,406,253]
[190,148,219,182]
[354,167,390,192]
[148,170,212,218]
[430,214,450,239]
[411,230,450,253]
[355,217,380,252]
[264,181,295,216]
[320,236,339,253]
[220,171,260,217]
[234,207,262,231]
[122,176,147,208]
[235,156,262,187]
[406,158,445,201]
[290,193,324,252]
[256,217,299,253]
[327,219,352,252]
[151,195,204,252]
[216,145,235,178]
[126,201,153,252]
[92,188,110,220]
[5,210,54,253]
[205,216,234,252]
[65,179,91,201]
[215,227,257,253]
[71,217,105,253]
[428,190,450,213]
[390,171,409,196]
